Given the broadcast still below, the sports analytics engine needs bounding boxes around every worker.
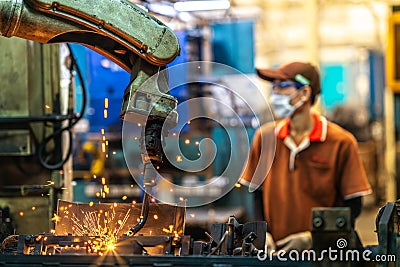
[240,62,372,252]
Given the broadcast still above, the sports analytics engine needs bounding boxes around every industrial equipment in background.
[0,0,180,235]
[0,0,397,266]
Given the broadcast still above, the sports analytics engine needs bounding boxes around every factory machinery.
[1,199,399,267]
[0,0,399,266]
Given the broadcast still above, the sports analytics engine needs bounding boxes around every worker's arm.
[239,123,275,192]
[337,134,371,216]
[344,196,362,226]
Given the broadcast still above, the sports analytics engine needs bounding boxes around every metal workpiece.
[0,0,180,71]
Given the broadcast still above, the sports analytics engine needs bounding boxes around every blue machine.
[211,20,255,74]
[69,44,130,134]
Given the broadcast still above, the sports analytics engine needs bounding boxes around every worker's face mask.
[269,91,305,119]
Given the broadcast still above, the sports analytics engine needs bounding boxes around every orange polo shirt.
[240,113,372,241]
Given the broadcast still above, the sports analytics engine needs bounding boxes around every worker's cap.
[256,62,321,96]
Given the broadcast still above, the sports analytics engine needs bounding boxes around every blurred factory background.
[0,0,400,249]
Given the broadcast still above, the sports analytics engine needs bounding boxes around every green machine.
[0,38,66,234]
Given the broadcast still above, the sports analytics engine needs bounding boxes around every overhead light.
[174,0,230,12]
[145,2,177,17]
[136,3,148,12]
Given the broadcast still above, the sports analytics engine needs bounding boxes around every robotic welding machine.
[0,0,179,236]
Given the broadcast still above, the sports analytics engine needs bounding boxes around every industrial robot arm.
[0,0,180,145]
[0,0,180,235]
[0,0,179,70]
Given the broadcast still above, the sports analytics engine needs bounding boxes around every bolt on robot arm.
[0,0,180,234]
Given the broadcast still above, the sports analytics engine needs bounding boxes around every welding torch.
[121,58,178,236]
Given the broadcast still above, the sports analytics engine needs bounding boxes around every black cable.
[126,192,151,236]
[37,43,87,170]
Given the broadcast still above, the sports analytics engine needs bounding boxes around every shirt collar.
[275,113,327,142]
